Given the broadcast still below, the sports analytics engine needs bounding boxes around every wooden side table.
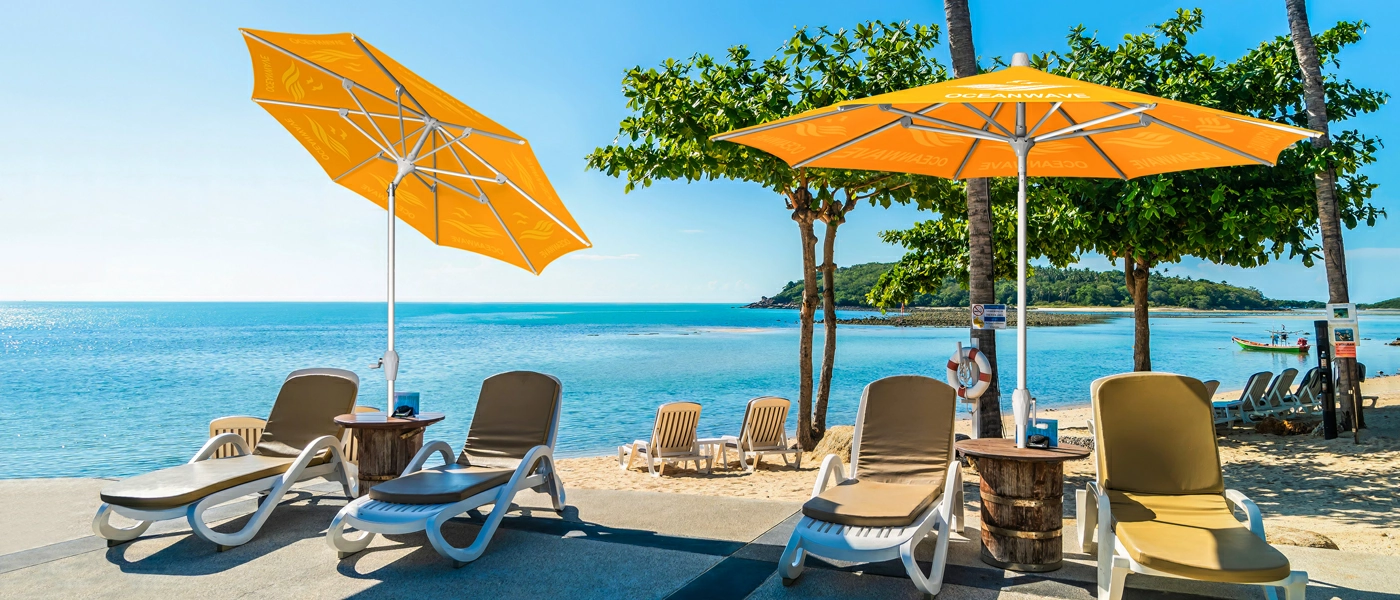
[957,438,1090,573]
[335,412,445,496]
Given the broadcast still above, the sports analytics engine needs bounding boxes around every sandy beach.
[558,375,1400,556]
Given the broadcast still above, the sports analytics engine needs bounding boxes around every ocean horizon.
[3,301,1396,479]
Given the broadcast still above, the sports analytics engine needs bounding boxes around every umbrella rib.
[253,98,432,124]
[417,171,482,202]
[1142,113,1272,166]
[333,151,388,182]
[416,127,473,162]
[338,111,395,158]
[885,107,1011,143]
[710,107,852,142]
[241,31,423,119]
[1055,106,1126,179]
[350,36,429,117]
[793,103,942,168]
[346,87,400,159]
[964,104,1013,138]
[1033,103,1152,142]
[446,140,591,246]
[417,166,501,183]
[954,104,1005,180]
[481,196,539,275]
[1027,102,1062,137]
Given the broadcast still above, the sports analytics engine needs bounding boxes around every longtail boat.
[1233,326,1310,353]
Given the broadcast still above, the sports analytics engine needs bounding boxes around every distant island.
[749,263,1326,311]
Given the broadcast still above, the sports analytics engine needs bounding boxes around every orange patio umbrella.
[714,53,1318,446]
[240,29,591,410]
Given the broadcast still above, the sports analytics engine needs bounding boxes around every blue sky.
[0,0,1394,302]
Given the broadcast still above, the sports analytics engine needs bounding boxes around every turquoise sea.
[3,302,1398,479]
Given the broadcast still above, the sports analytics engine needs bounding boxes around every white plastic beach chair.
[1262,369,1300,416]
[778,375,965,595]
[618,401,711,477]
[327,371,566,567]
[1214,371,1272,427]
[1288,368,1322,414]
[93,369,360,550]
[1077,373,1308,600]
[721,396,800,472]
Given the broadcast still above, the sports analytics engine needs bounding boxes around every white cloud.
[568,253,641,261]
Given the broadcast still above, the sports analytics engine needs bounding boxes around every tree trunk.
[946,0,1003,438]
[1124,256,1151,372]
[814,223,837,441]
[793,197,820,450]
[1287,0,1357,426]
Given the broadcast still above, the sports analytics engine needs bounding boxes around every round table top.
[334,412,445,429]
[957,437,1091,462]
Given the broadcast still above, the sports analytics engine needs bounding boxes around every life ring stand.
[947,346,992,399]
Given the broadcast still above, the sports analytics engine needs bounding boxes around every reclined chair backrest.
[1202,380,1220,398]
[1091,373,1223,495]
[254,368,360,459]
[458,371,563,468]
[642,401,702,458]
[851,375,957,487]
[1294,368,1319,403]
[1238,371,1273,412]
[1264,368,1298,409]
[739,397,791,450]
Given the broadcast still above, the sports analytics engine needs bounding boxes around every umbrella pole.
[1012,99,1032,448]
[384,181,399,413]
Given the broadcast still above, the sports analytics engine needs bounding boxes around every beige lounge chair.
[618,401,710,477]
[327,371,566,566]
[720,396,800,472]
[1262,368,1300,415]
[1076,373,1308,600]
[778,375,965,595]
[93,368,360,549]
[1288,368,1322,414]
[209,404,378,462]
[1214,371,1272,427]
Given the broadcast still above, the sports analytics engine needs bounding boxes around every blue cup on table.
[393,392,420,417]
[1031,418,1058,447]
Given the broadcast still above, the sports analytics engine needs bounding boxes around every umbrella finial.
[1012,52,1030,67]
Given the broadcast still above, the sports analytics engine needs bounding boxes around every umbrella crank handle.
[369,358,383,370]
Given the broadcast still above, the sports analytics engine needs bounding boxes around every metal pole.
[1009,52,1033,448]
[384,181,399,412]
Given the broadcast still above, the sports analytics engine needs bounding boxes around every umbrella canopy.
[241,29,591,409]
[714,53,1318,446]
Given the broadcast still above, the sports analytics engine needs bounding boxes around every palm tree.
[1286,0,1359,426]
[944,0,1003,437]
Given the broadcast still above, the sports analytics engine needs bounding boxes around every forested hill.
[756,263,1324,310]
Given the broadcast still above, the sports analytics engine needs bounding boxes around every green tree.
[870,9,1383,371]
[585,22,957,447]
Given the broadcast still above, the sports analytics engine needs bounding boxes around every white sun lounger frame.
[1076,482,1308,600]
[326,441,565,567]
[776,396,965,596]
[92,433,355,550]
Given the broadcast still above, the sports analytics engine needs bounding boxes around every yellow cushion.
[1111,491,1292,583]
[100,455,312,510]
[802,479,940,527]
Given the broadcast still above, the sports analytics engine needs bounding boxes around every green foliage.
[584,21,963,210]
[1360,298,1400,309]
[772,263,1321,310]
[872,10,1386,308]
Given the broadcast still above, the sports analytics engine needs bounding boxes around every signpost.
[972,304,1007,330]
[1313,319,1337,440]
[1326,303,1362,436]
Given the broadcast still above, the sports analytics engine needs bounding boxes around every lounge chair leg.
[426,489,514,566]
[326,503,376,559]
[777,531,805,584]
[92,503,153,544]
[1077,488,1098,553]
[1099,555,1129,600]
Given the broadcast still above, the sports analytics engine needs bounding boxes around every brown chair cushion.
[368,464,514,505]
[1110,491,1292,583]
[1092,373,1223,495]
[100,455,315,510]
[802,479,940,527]
[855,375,956,487]
[459,371,561,467]
[255,368,359,459]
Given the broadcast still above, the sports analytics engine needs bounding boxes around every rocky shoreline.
[744,298,1112,327]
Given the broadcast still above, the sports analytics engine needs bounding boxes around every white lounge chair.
[721,396,801,472]
[93,368,360,550]
[778,375,965,595]
[1288,368,1322,414]
[618,401,710,477]
[1261,368,1300,416]
[1214,371,1272,427]
[327,371,565,567]
[1077,373,1308,600]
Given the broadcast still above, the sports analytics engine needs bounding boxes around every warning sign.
[1335,341,1357,358]
[972,304,1007,330]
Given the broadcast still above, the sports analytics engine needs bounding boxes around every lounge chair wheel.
[781,577,797,587]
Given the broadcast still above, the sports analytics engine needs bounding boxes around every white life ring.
[946,347,992,399]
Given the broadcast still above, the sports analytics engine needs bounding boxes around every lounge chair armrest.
[1224,489,1267,541]
[403,440,458,476]
[1089,481,1115,554]
[510,444,556,487]
[292,435,348,470]
[812,454,847,498]
[191,432,252,463]
[942,458,962,508]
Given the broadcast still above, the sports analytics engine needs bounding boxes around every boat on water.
[1233,326,1310,353]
